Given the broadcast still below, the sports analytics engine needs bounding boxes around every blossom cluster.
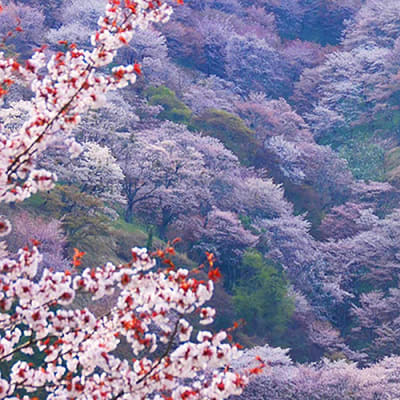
[0,0,172,203]
[0,246,248,399]
[0,0,249,399]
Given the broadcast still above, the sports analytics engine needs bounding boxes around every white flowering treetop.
[0,0,257,399]
[60,141,125,203]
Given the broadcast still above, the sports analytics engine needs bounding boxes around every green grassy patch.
[190,109,260,165]
[338,140,385,182]
[145,85,192,124]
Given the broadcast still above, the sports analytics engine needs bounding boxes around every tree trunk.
[124,200,134,223]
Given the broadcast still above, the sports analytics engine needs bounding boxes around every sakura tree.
[0,1,46,58]
[192,207,258,287]
[342,0,400,50]
[5,211,68,277]
[45,0,107,47]
[0,1,251,399]
[225,34,292,97]
[259,0,362,45]
[235,96,353,211]
[235,344,400,400]
[318,202,378,240]
[183,76,239,115]
[113,122,212,226]
[57,141,125,203]
[296,1,400,165]
[304,46,395,143]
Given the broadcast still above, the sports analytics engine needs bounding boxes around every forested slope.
[3,0,400,398]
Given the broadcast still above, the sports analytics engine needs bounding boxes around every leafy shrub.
[37,185,113,265]
[145,85,192,124]
[190,109,260,165]
[233,249,294,345]
[338,140,385,182]
[385,146,400,186]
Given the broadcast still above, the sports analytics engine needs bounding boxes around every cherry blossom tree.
[0,2,46,57]
[303,46,396,143]
[351,289,400,359]
[192,207,258,287]
[259,0,362,45]
[318,202,378,240]
[0,1,250,399]
[45,0,106,47]
[235,95,353,214]
[57,141,125,203]
[5,211,68,277]
[342,0,400,50]
[294,1,400,171]
[113,122,211,226]
[225,34,293,97]
[183,76,239,115]
[235,345,400,400]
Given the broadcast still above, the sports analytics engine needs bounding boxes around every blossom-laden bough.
[0,0,171,203]
[0,245,251,399]
[0,0,253,399]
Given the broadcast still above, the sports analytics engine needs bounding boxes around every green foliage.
[112,215,149,235]
[317,106,400,183]
[146,226,154,251]
[144,90,262,166]
[145,85,192,124]
[39,185,110,243]
[23,191,47,208]
[284,183,326,236]
[238,215,261,236]
[190,109,260,165]
[338,140,385,182]
[111,220,162,262]
[18,184,195,269]
[385,147,400,186]
[373,108,400,134]
[111,227,149,261]
[385,147,400,171]
[233,250,294,345]
[34,185,114,265]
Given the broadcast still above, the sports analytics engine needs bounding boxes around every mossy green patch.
[233,249,294,345]
[145,85,192,124]
[190,109,260,165]
[338,140,385,182]
[385,147,400,171]
[385,147,400,186]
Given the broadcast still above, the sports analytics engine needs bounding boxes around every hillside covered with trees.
[2,0,400,398]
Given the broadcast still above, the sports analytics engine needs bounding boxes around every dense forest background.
[3,0,400,397]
